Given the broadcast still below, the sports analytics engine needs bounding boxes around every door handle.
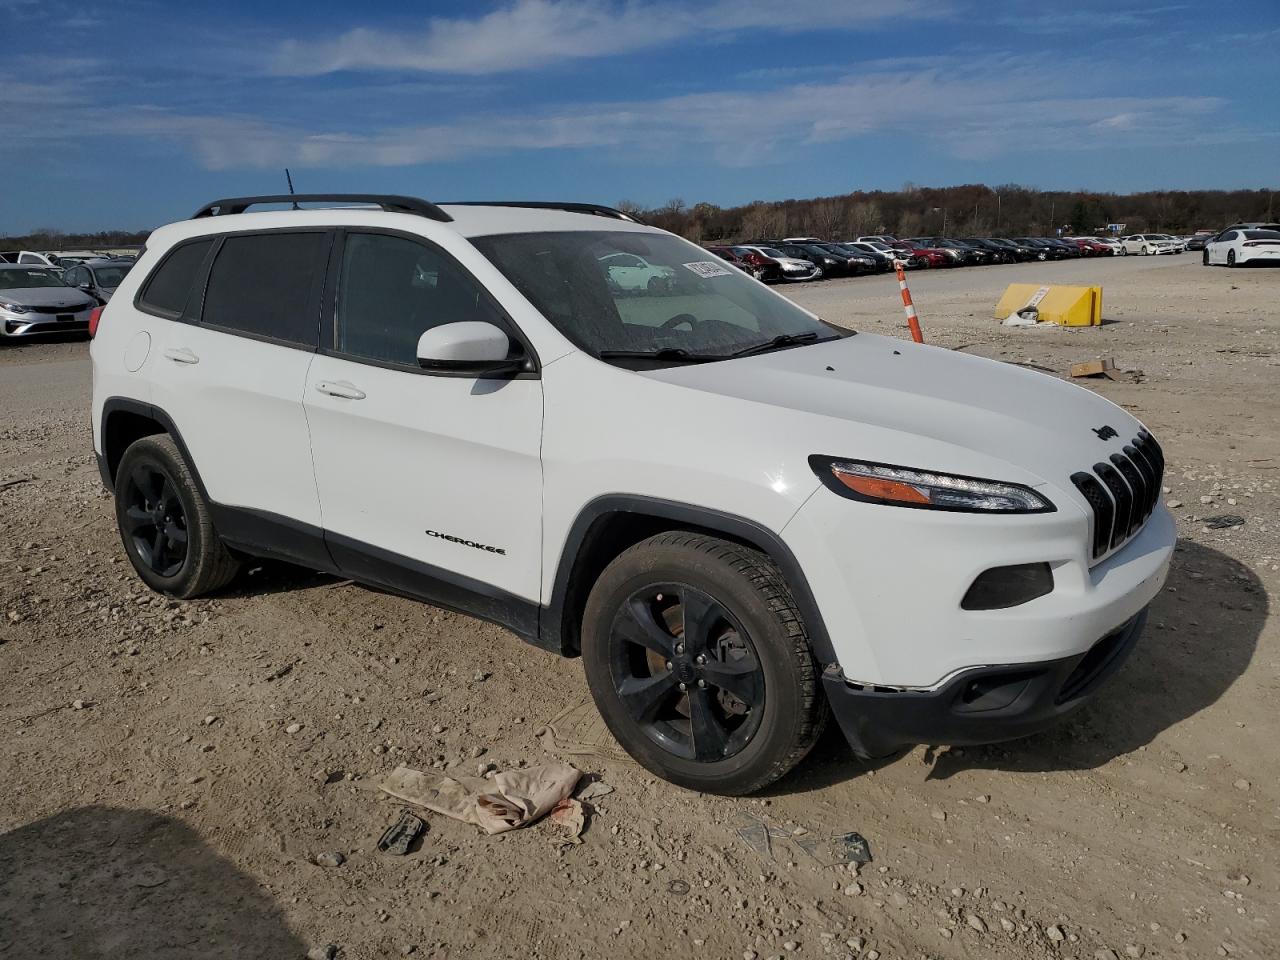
[163,347,199,365]
[315,380,366,400]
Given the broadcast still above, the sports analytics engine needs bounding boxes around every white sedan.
[599,252,677,291]
[1203,228,1280,267]
[1120,234,1178,256]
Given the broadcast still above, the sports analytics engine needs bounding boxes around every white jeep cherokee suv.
[91,194,1176,795]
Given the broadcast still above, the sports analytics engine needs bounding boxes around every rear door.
[303,229,543,623]
[145,230,330,544]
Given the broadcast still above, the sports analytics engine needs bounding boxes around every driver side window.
[334,232,505,366]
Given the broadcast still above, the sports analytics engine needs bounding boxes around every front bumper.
[824,608,1147,757]
[783,481,1175,687]
[1,306,93,337]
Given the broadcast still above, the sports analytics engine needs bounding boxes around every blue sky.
[2,0,1278,232]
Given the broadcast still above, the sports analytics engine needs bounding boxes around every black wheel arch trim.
[98,396,540,644]
[99,397,213,501]
[100,405,833,664]
[541,494,837,667]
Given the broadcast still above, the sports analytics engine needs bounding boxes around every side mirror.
[416,321,524,376]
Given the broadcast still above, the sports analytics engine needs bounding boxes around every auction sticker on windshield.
[683,261,733,279]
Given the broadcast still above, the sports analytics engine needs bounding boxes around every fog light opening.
[961,562,1054,611]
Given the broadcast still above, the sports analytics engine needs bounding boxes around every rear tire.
[581,532,827,795]
[114,435,240,598]
[1203,250,1210,266]
[1227,250,1236,268]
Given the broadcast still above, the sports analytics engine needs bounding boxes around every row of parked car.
[0,250,136,341]
[703,229,1270,283]
[705,234,1135,282]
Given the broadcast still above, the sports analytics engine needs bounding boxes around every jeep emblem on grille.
[1093,425,1119,441]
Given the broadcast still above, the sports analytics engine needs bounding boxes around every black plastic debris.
[1204,515,1245,530]
[833,832,873,864]
[377,809,426,855]
[735,814,873,867]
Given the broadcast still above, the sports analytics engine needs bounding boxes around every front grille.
[30,304,89,315]
[1071,430,1164,560]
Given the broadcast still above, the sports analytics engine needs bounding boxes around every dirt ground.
[1,254,1276,960]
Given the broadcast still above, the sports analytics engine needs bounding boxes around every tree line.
[1,228,150,252]
[619,185,1278,242]
[5,185,1275,250]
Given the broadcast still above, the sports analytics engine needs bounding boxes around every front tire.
[581,532,827,795]
[1227,250,1236,267]
[1203,250,1210,266]
[114,435,240,598]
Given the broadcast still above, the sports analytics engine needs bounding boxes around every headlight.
[0,301,29,314]
[809,456,1055,513]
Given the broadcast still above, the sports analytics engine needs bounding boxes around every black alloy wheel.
[609,582,765,763]
[581,532,827,794]
[120,462,189,578]
[112,434,240,598]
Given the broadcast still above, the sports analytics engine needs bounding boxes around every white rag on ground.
[380,762,580,835]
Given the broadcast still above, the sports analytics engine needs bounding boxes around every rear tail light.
[88,306,104,338]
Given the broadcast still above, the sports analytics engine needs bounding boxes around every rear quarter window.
[138,239,215,318]
[201,232,328,348]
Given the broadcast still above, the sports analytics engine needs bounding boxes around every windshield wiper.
[596,348,720,363]
[726,332,833,359]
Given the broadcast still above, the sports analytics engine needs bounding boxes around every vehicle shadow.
[780,540,1265,791]
[0,805,307,958]
[221,558,340,598]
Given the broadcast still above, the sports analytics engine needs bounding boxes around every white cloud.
[121,61,1227,170]
[271,0,949,76]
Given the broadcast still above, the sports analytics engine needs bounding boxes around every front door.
[303,230,544,632]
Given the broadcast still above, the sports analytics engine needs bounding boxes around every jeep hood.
[639,333,1144,487]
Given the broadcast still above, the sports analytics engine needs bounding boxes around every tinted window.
[202,233,325,346]
[140,240,214,316]
[93,265,131,288]
[1243,230,1280,240]
[334,232,506,366]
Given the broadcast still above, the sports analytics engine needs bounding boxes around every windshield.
[92,265,131,288]
[473,230,846,364]
[757,247,788,258]
[0,267,69,290]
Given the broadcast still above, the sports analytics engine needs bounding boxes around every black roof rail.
[190,194,453,222]
[440,201,644,223]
